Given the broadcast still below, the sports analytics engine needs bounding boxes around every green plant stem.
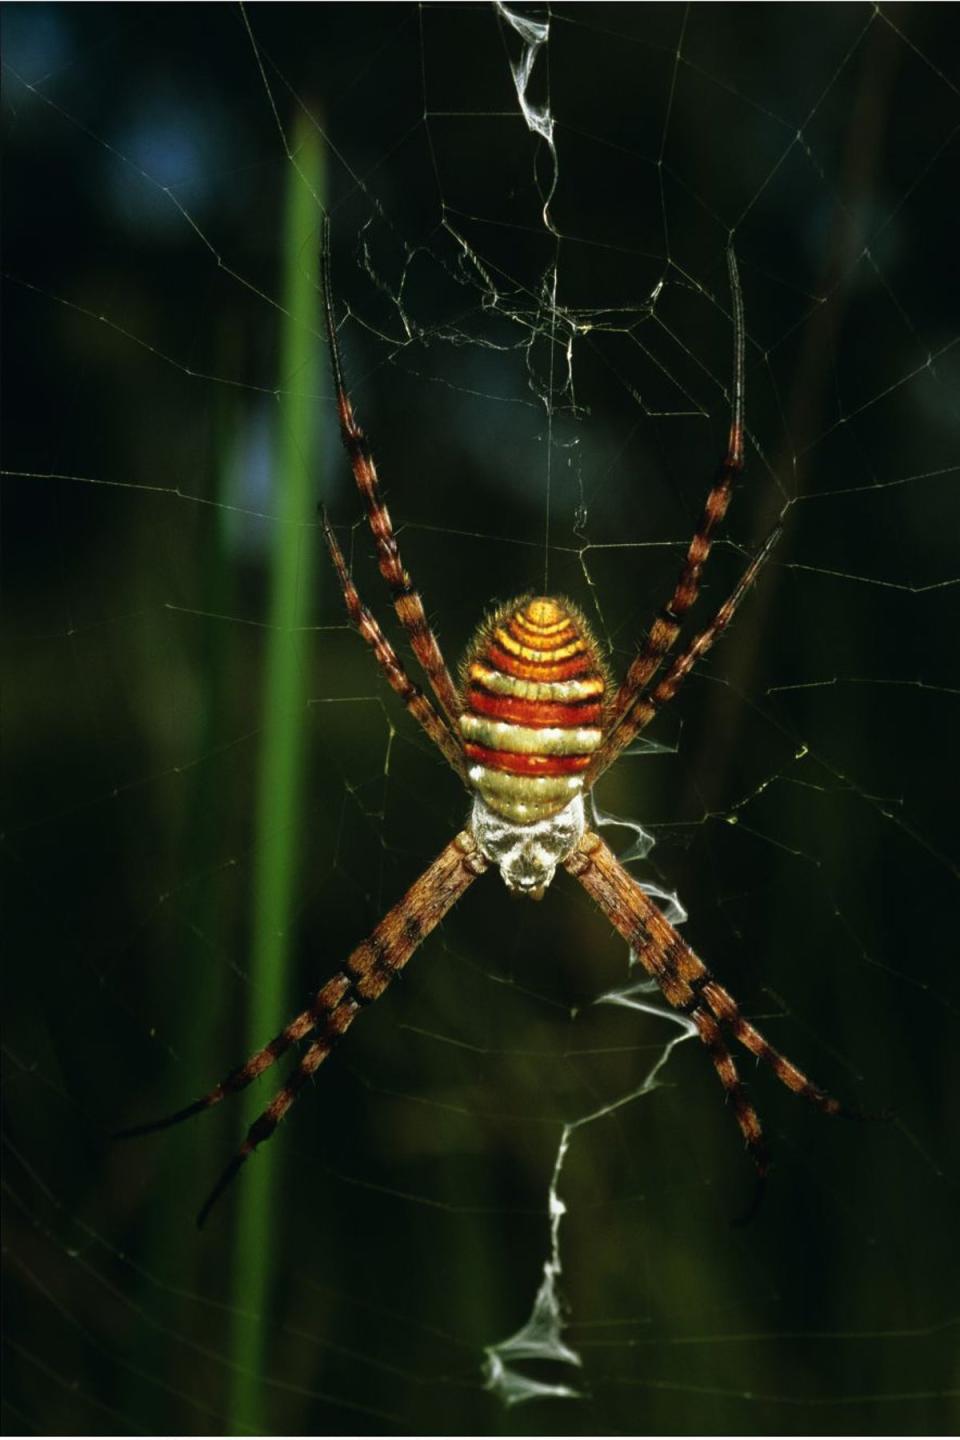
[228,114,324,1436]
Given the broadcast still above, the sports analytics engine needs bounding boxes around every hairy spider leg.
[320,222,462,730]
[565,833,768,1177]
[565,833,850,1179]
[321,510,468,780]
[692,1005,770,1176]
[592,524,781,778]
[118,832,488,1225]
[605,246,746,741]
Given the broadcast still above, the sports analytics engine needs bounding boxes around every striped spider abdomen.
[459,595,609,826]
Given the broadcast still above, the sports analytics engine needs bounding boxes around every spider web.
[3,3,959,1433]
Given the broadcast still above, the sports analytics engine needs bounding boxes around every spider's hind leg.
[602,244,746,745]
[320,221,463,730]
[321,509,468,780]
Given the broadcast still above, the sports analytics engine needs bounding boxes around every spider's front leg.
[118,831,488,1225]
[565,832,854,1185]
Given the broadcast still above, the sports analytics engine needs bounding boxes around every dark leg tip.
[837,1101,895,1124]
[195,1147,251,1230]
[112,1096,210,1142]
[732,1165,769,1228]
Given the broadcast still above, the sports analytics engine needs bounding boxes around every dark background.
[3,3,958,1435]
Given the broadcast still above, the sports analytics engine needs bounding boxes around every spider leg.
[322,509,468,781]
[565,832,850,1178]
[113,970,354,1138]
[692,1005,769,1180]
[320,221,462,729]
[590,523,781,779]
[118,830,488,1225]
[605,245,745,738]
[698,978,850,1117]
[197,1016,354,1228]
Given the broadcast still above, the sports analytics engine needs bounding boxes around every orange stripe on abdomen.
[463,743,594,777]
[485,643,594,683]
[466,685,604,729]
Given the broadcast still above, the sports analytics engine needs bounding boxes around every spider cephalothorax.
[118,230,864,1228]
[471,790,586,899]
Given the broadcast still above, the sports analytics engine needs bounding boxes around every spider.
[119,231,859,1227]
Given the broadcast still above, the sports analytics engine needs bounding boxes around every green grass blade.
[228,114,325,1436]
